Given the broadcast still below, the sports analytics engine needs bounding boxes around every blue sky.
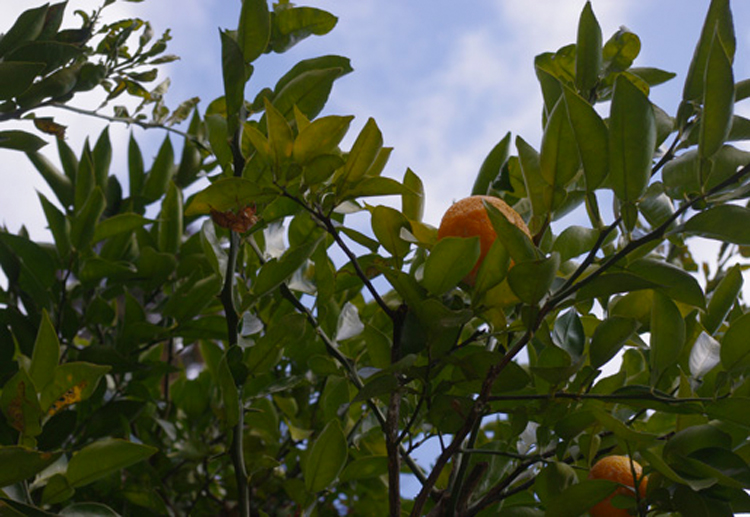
[2,0,749,242]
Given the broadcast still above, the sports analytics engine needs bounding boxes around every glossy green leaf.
[41,473,74,505]
[341,118,383,184]
[0,369,42,437]
[563,86,609,190]
[628,258,705,308]
[507,253,560,305]
[293,115,353,164]
[664,424,731,462]
[26,151,73,208]
[552,225,599,262]
[472,132,511,196]
[29,310,60,392]
[303,154,344,185]
[270,7,337,53]
[474,239,511,298]
[92,128,111,189]
[630,67,677,87]
[546,479,617,517]
[593,408,657,445]
[142,136,174,203]
[220,29,247,125]
[402,168,424,222]
[575,2,602,95]
[0,62,44,100]
[71,187,106,251]
[650,291,686,384]
[576,272,659,301]
[703,264,743,334]
[163,273,222,322]
[536,462,578,505]
[237,0,271,64]
[273,59,352,121]
[0,446,62,487]
[679,205,750,245]
[683,0,735,102]
[339,176,411,201]
[217,353,240,428]
[0,130,46,152]
[264,97,294,164]
[484,199,536,263]
[254,233,323,297]
[423,236,480,295]
[158,181,183,254]
[128,134,145,199]
[248,313,305,374]
[67,438,157,488]
[590,316,637,368]
[38,193,71,258]
[92,213,150,243]
[205,114,233,169]
[304,420,347,492]
[516,136,547,217]
[0,232,57,302]
[552,309,585,359]
[699,32,735,160]
[370,205,410,259]
[74,150,95,215]
[609,75,656,223]
[540,98,580,206]
[0,4,48,58]
[339,456,388,482]
[721,312,750,371]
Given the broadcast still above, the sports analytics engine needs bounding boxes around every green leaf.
[474,239,511,298]
[423,237,480,295]
[370,205,411,259]
[682,0,735,102]
[546,479,617,517]
[304,420,347,493]
[292,115,353,164]
[341,118,383,184]
[563,86,609,190]
[128,134,145,199]
[552,309,585,359]
[92,127,112,189]
[590,316,637,368]
[27,151,74,208]
[29,310,60,392]
[339,176,411,200]
[142,136,174,203]
[575,2,602,95]
[71,187,106,251]
[163,273,222,322]
[339,456,388,482]
[264,97,294,165]
[0,130,46,152]
[205,114,233,169]
[93,213,150,243]
[576,272,659,301]
[705,398,750,430]
[627,258,705,308]
[237,0,271,63]
[74,150,95,215]
[41,473,74,505]
[650,291,686,384]
[39,362,111,415]
[703,264,743,334]
[38,193,71,259]
[157,181,183,254]
[273,58,352,121]
[593,408,657,445]
[67,438,157,488]
[608,74,656,225]
[220,29,248,125]
[721,311,750,372]
[540,98,579,208]
[484,199,536,263]
[0,446,62,487]
[402,168,424,222]
[507,253,559,305]
[0,62,44,100]
[58,503,122,517]
[270,6,338,53]
[186,177,274,216]
[699,31,735,160]
[516,136,547,217]
[254,234,323,297]
[552,225,599,262]
[664,424,731,462]
[472,132,511,196]
[0,232,57,303]
[0,4,48,58]
[535,462,578,505]
[679,205,750,245]
[630,67,677,88]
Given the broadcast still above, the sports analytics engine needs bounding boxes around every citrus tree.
[2,0,750,516]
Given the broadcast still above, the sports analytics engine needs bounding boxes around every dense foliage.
[2,0,750,516]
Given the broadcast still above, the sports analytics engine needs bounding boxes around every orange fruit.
[436,195,530,284]
[588,455,648,517]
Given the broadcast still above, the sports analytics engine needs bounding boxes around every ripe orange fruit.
[588,455,648,517]
[436,195,530,284]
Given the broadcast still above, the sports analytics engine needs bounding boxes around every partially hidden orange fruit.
[588,455,648,517]
[436,195,530,284]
